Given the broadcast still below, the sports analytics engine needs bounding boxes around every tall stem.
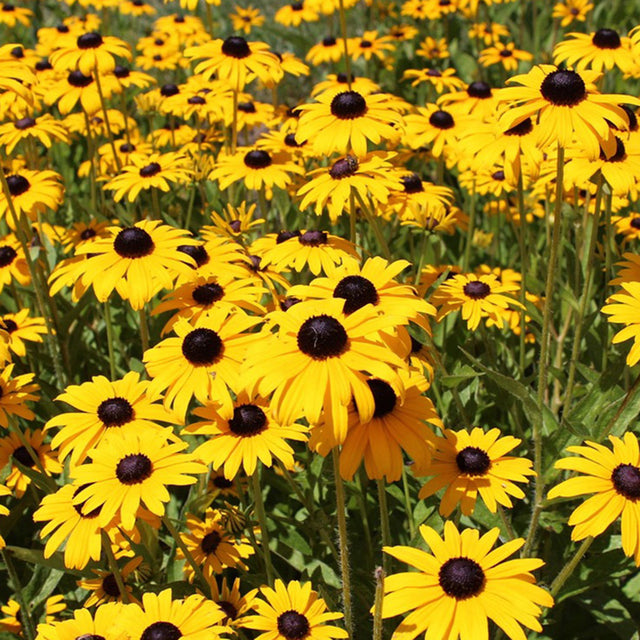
[93,66,121,172]
[332,448,353,638]
[1,548,35,640]
[101,531,131,603]
[372,567,385,640]
[524,143,565,558]
[462,183,476,272]
[376,479,391,573]
[251,469,274,586]
[401,466,416,539]
[138,307,150,354]
[337,0,353,88]
[104,300,116,379]
[550,537,593,598]
[516,172,528,378]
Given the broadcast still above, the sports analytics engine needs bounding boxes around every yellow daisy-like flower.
[0,429,61,498]
[144,310,261,420]
[51,220,196,310]
[552,0,593,26]
[348,30,395,62]
[382,521,553,640]
[77,558,141,606]
[71,429,206,529]
[185,36,280,90]
[45,371,179,467]
[122,589,228,640]
[275,1,320,26]
[209,147,304,193]
[1,308,46,357]
[103,152,192,202]
[548,432,640,564]
[306,35,344,65]
[50,31,132,75]
[188,391,308,477]
[0,169,63,228]
[416,36,449,60]
[602,281,640,366]
[403,67,466,93]
[553,29,634,73]
[230,5,265,34]
[0,114,69,154]
[297,90,403,157]
[0,4,32,27]
[432,273,522,330]
[497,64,639,159]
[612,212,640,244]
[418,427,535,516]
[244,298,407,441]
[479,42,533,71]
[35,602,125,640]
[208,577,257,628]
[242,580,347,640]
[177,508,255,580]
[0,363,39,427]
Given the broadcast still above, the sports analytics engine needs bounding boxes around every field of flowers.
[1,0,640,638]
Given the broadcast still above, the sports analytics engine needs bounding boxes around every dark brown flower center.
[114,65,130,78]
[12,446,36,468]
[97,397,135,427]
[212,475,233,489]
[80,228,97,240]
[221,36,250,59]
[630,217,640,230]
[612,463,640,499]
[115,454,153,485]
[77,32,104,49]
[2,319,17,333]
[140,622,182,640]
[243,150,272,169]
[201,530,222,554]
[139,162,161,177]
[218,601,238,620]
[429,110,454,129]
[182,328,223,365]
[10,46,23,58]
[284,132,304,147]
[360,39,372,48]
[191,282,224,306]
[368,378,397,417]
[492,170,505,181]
[0,245,17,267]
[540,69,586,106]
[298,230,327,246]
[322,36,337,46]
[401,173,424,193]
[297,315,348,359]
[467,81,492,98]
[504,117,533,136]
[101,574,121,598]
[602,137,626,162]
[160,83,179,97]
[592,28,621,49]
[456,446,491,474]
[6,174,29,196]
[277,229,301,243]
[178,244,209,267]
[276,611,310,640]
[463,281,491,299]
[113,227,155,258]
[238,101,256,113]
[330,91,367,119]
[228,404,267,436]
[333,275,379,314]
[73,485,102,519]
[439,557,485,599]
[187,95,206,105]
[499,48,513,57]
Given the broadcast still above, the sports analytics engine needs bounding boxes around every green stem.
[414,230,430,286]
[138,307,150,354]
[104,300,116,379]
[550,536,594,598]
[353,191,391,259]
[251,469,275,586]
[151,187,161,220]
[1,548,35,640]
[463,183,476,272]
[101,531,131,603]
[524,144,565,558]
[497,505,516,541]
[376,479,391,573]
[332,448,353,638]
[337,0,353,89]
[93,65,121,172]
[348,192,357,246]
[184,182,198,231]
[516,172,528,378]
[599,371,640,439]
[372,567,385,640]
[401,466,416,540]
[161,514,211,597]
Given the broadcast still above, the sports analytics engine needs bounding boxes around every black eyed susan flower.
[144,310,261,421]
[0,363,39,427]
[388,24,419,41]
[208,201,265,238]
[612,212,640,244]
[0,169,64,228]
[209,147,304,194]
[552,0,593,26]
[0,114,69,154]
[297,153,403,223]
[230,5,265,34]
[242,579,347,640]
[311,370,440,481]
[306,35,344,65]
[432,273,522,331]
[403,67,466,93]
[403,104,467,158]
[1,309,46,357]
[33,483,113,570]
[188,391,308,477]
[45,69,118,115]
[382,522,553,640]
[209,577,257,629]
[103,152,192,202]
[0,429,61,497]
[50,31,131,75]
[71,430,206,529]
[479,42,533,71]
[348,30,395,62]
[310,73,380,98]
[553,29,634,73]
[31,601,123,640]
[260,229,359,276]
[548,432,640,564]
[0,600,22,635]
[177,508,255,580]
[497,64,639,159]
[244,298,407,441]
[120,0,156,15]
[153,272,265,335]
[275,1,320,26]
[78,558,141,606]
[418,427,535,516]
[185,36,281,90]
[45,371,179,468]
[297,90,403,158]
[416,36,449,60]
[54,220,197,310]
[602,281,640,365]
[468,22,510,46]
[0,3,32,27]
[388,172,454,221]
[123,589,228,640]
[438,80,498,118]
